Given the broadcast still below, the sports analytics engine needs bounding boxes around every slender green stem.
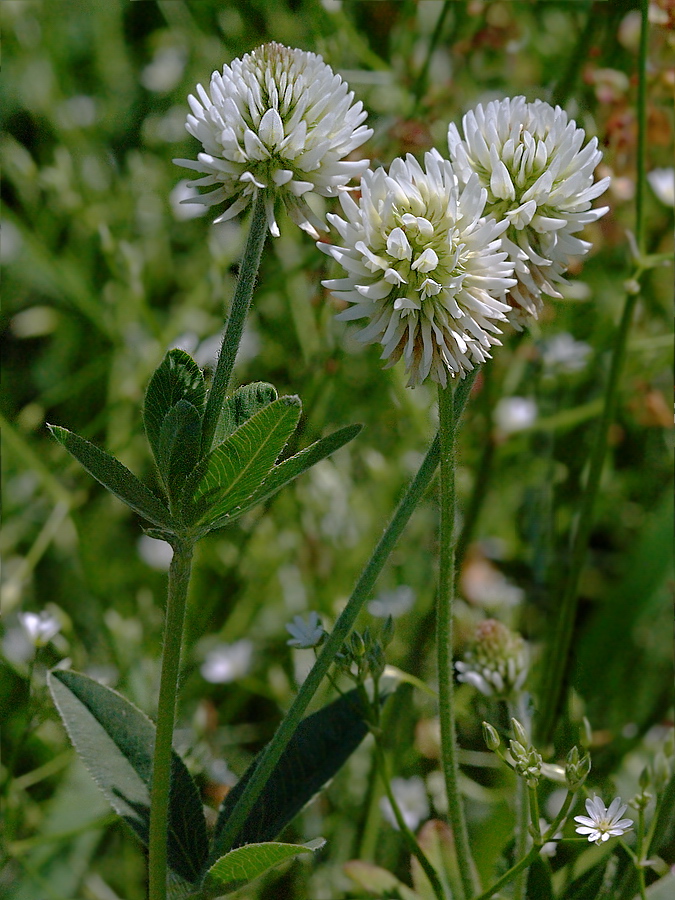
[374,742,447,900]
[536,0,648,743]
[509,701,530,900]
[213,435,441,856]
[212,369,479,858]
[148,540,194,900]
[551,1,597,108]
[636,806,648,900]
[412,0,452,106]
[200,190,269,455]
[470,790,575,900]
[437,382,478,900]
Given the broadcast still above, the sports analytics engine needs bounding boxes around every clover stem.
[201,190,269,455]
[437,380,479,900]
[148,539,194,900]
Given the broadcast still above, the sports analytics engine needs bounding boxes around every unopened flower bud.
[565,746,591,791]
[483,721,501,751]
[653,751,671,793]
[511,717,529,745]
[380,615,395,649]
[580,717,593,749]
[639,766,651,791]
[510,739,542,787]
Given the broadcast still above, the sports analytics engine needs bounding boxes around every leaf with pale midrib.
[48,669,208,886]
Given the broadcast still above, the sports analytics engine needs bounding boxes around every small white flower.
[540,332,591,375]
[174,42,372,237]
[647,168,675,207]
[380,776,430,831]
[368,585,415,619]
[494,396,537,434]
[200,640,253,683]
[18,611,61,648]
[321,150,516,386]
[574,795,634,845]
[448,97,610,322]
[286,611,325,649]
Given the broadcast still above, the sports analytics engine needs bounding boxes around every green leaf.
[344,860,418,900]
[48,669,208,886]
[526,854,553,900]
[48,425,175,533]
[144,349,206,464]
[212,688,372,856]
[185,396,302,527]
[157,399,202,499]
[211,423,363,529]
[214,382,278,445]
[203,839,324,897]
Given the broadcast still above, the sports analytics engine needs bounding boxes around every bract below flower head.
[174,42,372,237]
[320,150,516,387]
[448,97,610,322]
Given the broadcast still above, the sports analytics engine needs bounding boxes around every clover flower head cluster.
[321,150,516,386]
[175,42,372,237]
[574,796,633,845]
[455,618,528,698]
[448,96,610,322]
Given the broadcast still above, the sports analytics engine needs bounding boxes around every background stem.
[148,540,194,900]
[214,368,480,857]
[536,0,648,742]
[437,382,479,900]
[200,190,269,454]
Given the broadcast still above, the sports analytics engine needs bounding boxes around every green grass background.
[1,1,672,898]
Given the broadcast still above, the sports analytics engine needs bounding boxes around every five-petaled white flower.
[174,42,372,237]
[18,611,61,648]
[574,795,633,845]
[448,97,609,322]
[320,150,516,386]
[286,611,325,649]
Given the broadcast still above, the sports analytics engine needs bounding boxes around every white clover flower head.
[574,795,634,845]
[455,618,528,698]
[321,150,516,386]
[286,611,326,649]
[380,776,430,831]
[200,640,253,684]
[18,611,61,648]
[174,42,372,238]
[448,97,610,322]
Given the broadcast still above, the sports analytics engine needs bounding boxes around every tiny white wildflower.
[286,611,325,649]
[321,150,516,386]
[448,97,609,322]
[647,167,675,207]
[18,611,61,648]
[541,332,591,375]
[494,396,537,434]
[380,776,430,831]
[574,795,633,845]
[455,618,528,698]
[368,585,415,618]
[174,43,372,237]
[200,640,253,684]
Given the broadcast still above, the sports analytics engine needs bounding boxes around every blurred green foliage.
[1,1,672,898]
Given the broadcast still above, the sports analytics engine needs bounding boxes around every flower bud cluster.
[565,746,592,791]
[335,617,394,688]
